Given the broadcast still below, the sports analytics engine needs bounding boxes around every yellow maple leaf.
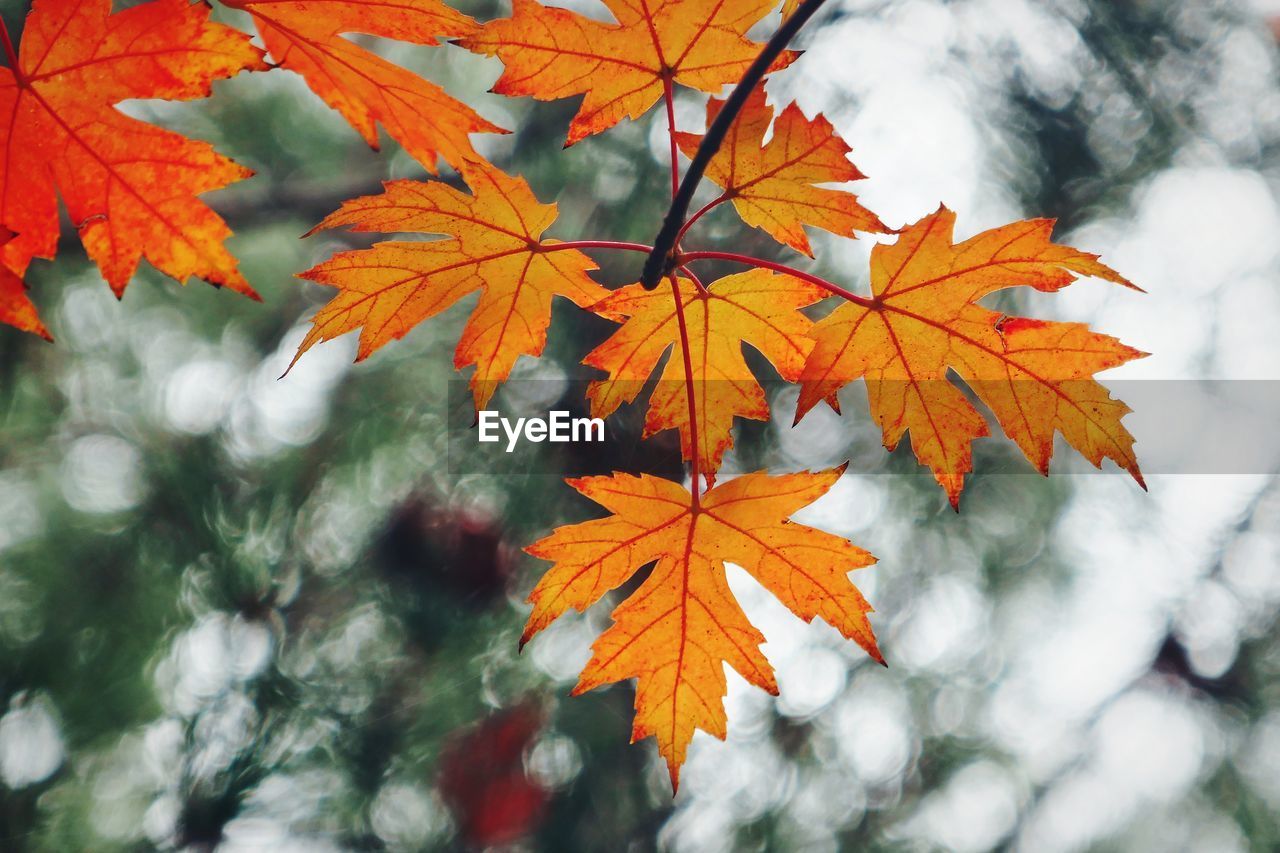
[798,207,1147,506]
[585,270,825,480]
[459,0,797,145]
[674,85,888,255]
[524,467,880,788]
[294,161,609,407]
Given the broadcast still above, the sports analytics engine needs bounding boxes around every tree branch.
[639,0,828,289]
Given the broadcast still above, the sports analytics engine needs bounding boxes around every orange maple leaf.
[797,207,1147,507]
[523,467,880,788]
[0,0,265,332]
[296,161,609,407]
[224,0,504,171]
[674,85,888,255]
[459,0,797,145]
[585,270,824,480]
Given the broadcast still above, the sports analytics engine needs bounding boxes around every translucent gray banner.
[445,379,1280,477]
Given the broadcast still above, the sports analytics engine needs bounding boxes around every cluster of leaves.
[0,0,1146,787]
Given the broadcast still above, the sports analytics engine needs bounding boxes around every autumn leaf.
[585,270,824,480]
[523,468,880,787]
[459,0,797,145]
[674,85,888,255]
[0,0,266,333]
[224,0,504,171]
[797,207,1146,506]
[0,264,40,339]
[296,161,609,407]
[0,226,46,339]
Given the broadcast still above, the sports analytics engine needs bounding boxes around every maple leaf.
[523,468,880,788]
[585,270,824,480]
[459,0,798,145]
[797,207,1146,507]
[0,0,266,331]
[674,85,888,255]
[223,0,504,171]
[0,226,47,340]
[296,161,609,407]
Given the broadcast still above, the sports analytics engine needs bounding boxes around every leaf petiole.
[667,273,704,505]
[678,250,876,308]
[677,263,708,293]
[674,193,731,246]
[662,76,681,200]
[540,240,655,254]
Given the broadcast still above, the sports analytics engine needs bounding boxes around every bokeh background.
[2,0,1279,850]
